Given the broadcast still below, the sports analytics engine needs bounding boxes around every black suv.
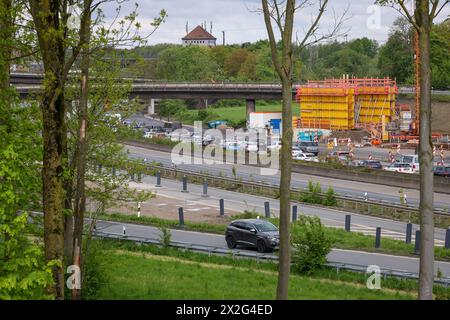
[225,219,279,253]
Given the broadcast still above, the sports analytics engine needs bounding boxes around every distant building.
[182,25,216,47]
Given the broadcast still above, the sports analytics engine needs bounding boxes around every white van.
[399,154,420,173]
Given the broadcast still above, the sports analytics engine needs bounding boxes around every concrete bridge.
[10,73,450,115]
[11,73,297,115]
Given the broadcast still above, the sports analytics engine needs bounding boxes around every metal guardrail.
[92,230,450,286]
[140,162,450,218]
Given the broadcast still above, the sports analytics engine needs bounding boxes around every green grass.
[93,245,413,300]
[97,212,450,261]
[84,240,450,300]
[179,101,300,125]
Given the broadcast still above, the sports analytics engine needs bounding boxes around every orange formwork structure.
[296,83,355,130]
[296,77,398,132]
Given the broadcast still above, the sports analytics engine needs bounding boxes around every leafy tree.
[0,0,54,300]
[378,17,414,84]
[430,21,450,89]
[291,216,333,274]
[377,0,448,300]
[156,46,220,81]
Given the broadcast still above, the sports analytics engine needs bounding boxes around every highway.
[125,145,450,210]
[131,176,448,245]
[135,114,450,163]
[93,219,450,278]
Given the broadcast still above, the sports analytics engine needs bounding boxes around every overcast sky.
[102,0,449,46]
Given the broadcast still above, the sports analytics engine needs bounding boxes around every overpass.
[10,73,450,115]
[12,74,297,115]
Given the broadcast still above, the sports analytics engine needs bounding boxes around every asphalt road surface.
[94,219,450,278]
[125,145,450,210]
[132,176,447,246]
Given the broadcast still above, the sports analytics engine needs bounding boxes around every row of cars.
[327,151,449,176]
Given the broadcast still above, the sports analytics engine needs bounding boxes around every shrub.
[82,240,110,299]
[323,186,337,206]
[300,181,323,204]
[291,216,333,274]
[159,227,172,249]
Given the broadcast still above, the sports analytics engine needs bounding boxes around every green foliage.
[323,186,337,206]
[0,97,54,299]
[291,216,333,274]
[300,181,323,205]
[156,45,220,81]
[122,18,449,89]
[94,244,412,300]
[158,227,172,248]
[81,240,110,300]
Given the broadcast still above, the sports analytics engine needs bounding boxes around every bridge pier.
[147,99,156,115]
[246,99,256,117]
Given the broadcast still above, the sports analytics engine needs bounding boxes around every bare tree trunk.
[72,4,91,300]
[416,0,434,300]
[29,0,67,299]
[261,0,295,300]
[277,78,293,300]
[0,0,11,91]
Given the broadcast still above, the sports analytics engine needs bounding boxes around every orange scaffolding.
[296,77,398,133]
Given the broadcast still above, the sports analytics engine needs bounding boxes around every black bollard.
[405,223,412,244]
[178,207,184,226]
[202,179,208,197]
[345,215,351,232]
[414,230,420,254]
[292,205,298,222]
[264,201,270,218]
[156,171,162,187]
[182,176,188,193]
[375,227,381,248]
[445,228,450,249]
[112,167,116,177]
[219,199,225,216]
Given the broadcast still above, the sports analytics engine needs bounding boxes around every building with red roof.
[182,25,216,47]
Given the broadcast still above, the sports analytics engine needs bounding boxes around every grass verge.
[90,239,417,300]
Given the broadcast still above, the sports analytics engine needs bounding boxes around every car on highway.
[383,162,414,174]
[163,121,183,133]
[397,154,420,173]
[267,140,281,151]
[225,219,279,253]
[326,150,350,162]
[225,141,244,151]
[433,165,450,177]
[296,140,319,155]
[293,152,319,162]
[359,160,383,170]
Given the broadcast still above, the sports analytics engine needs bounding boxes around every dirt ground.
[398,99,450,134]
[104,193,238,225]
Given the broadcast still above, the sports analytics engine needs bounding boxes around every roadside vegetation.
[83,239,450,300]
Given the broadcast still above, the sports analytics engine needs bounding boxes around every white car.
[293,152,319,162]
[383,162,414,174]
[267,140,281,151]
[400,154,420,173]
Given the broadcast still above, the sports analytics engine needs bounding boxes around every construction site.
[293,76,448,151]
